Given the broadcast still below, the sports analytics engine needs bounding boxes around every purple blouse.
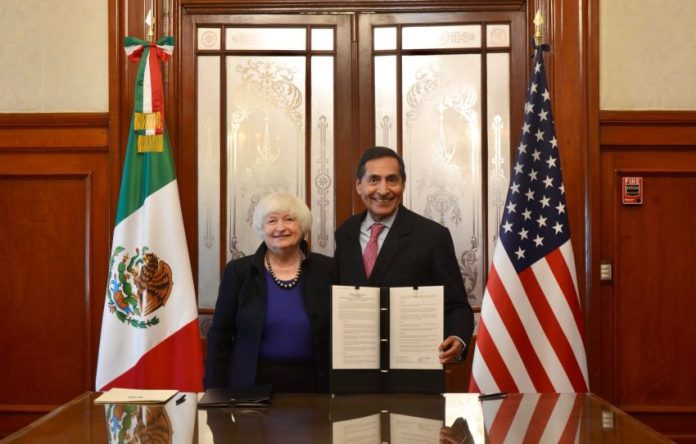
[259,270,314,362]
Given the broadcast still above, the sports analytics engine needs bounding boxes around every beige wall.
[601,0,696,110]
[1,1,695,112]
[0,0,108,112]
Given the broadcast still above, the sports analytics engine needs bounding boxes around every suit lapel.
[347,213,369,284]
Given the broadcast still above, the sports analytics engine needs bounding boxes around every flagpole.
[146,6,155,43]
[533,9,544,47]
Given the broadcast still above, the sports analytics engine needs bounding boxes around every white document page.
[443,393,487,444]
[332,413,380,444]
[332,285,380,369]
[390,413,443,443]
[389,286,444,370]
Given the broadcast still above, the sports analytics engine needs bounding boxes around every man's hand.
[439,336,464,364]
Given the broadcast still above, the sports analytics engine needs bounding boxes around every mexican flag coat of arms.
[96,36,204,392]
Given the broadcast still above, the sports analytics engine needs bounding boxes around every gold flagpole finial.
[146,8,155,42]
[533,9,544,46]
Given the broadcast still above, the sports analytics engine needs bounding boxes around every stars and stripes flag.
[96,36,204,392]
[482,394,584,443]
[469,44,589,393]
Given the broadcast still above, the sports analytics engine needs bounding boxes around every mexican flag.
[104,393,197,443]
[96,36,203,392]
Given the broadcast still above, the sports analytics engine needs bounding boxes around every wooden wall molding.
[602,110,696,123]
[0,113,109,150]
[179,0,526,13]
[0,130,109,151]
[600,110,696,146]
[629,412,696,443]
[0,113,108,128]
[622,405,696,413]
[0,405,56,414]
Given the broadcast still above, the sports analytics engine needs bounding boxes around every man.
[335,146,474,363]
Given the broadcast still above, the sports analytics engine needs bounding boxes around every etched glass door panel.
[225,54,307,259]
[184,11,523,314]
[192,18,346,309]
[402,52,485,303]
[364,16,522,306]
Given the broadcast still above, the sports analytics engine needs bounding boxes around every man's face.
[356,156,404,221]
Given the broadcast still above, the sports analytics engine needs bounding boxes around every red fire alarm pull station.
[622,177,643,205]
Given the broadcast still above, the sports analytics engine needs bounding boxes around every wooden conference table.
[4,392,671,443]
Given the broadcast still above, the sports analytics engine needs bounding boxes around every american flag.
[469,45,589,393]
[483,394,584,443]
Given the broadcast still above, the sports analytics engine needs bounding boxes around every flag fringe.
[133,112,162,131]
[137,135,164,153]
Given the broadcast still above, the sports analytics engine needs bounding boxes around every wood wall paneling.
[0,119,110,438]
[616,172,696,404]
[600,114,696,442]
[586,0,603,399]
[0,114,109,151]
[601,111,696,146]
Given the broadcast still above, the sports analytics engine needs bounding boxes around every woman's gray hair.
[252,192,313,239]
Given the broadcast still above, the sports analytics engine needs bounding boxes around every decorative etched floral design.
[235,60,303,126]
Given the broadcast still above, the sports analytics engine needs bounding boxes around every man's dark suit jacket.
[204,241,335,390]
[335,206,474,345]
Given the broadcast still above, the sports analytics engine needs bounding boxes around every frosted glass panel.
[312,28,334,51]
[403,25,481,49]
[226,28,306,50]
[198,27,221,50]
[196,56,221,309]
[374,56,398,149]
[487,53,511,271]
[486,24,510,48]
[310,56,335,255]
[226,56,306,259]
[374,27,397,51]
[194,24,341,315]
[401,54,484,304]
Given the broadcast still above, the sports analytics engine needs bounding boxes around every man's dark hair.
[355,146,407,181]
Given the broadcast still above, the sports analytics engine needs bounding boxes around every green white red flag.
[96,36,204,392]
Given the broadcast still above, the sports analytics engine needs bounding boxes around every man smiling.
[334,146,474,364]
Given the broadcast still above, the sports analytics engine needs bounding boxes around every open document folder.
[198,384,273,407]
[331,285,445,393]
[94,388,179,404]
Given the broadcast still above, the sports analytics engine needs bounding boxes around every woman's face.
[263,211,304,253]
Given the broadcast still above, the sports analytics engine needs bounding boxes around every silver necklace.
[265,252,303,289]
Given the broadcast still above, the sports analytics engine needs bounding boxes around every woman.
[204,192,335,392]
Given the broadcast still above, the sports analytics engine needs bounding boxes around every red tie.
[363,223,385,278]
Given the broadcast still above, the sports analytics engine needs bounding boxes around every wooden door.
[177,7,527,308]
[177,6,527,393]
